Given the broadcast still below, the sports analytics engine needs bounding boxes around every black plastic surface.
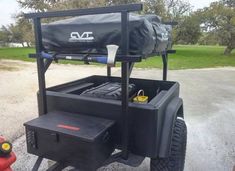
[45,76,181,158]
[80,82,136,100]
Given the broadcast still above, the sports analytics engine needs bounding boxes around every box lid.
[24,111,115,142]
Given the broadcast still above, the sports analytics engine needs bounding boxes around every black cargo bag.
[42,13,171,56]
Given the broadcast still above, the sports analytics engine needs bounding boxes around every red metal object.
[0,136,16,171]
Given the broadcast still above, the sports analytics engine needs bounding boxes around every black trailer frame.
[25,4,178,171]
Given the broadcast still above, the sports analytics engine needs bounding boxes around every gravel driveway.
[0,60,234,171]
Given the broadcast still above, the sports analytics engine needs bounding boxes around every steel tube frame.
[27,4,143,167]
[162,53,168,81]
[32,157,43,171]
[28,53,142,62]
[33,18,47,115]
[25,4,142,19]
[121,11,130,159]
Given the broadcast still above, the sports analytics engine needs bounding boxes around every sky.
[0,0,20,26]
[0,0,217,27]
[189,0,216,10]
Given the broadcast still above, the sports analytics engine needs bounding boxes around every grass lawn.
[0,45,234,69]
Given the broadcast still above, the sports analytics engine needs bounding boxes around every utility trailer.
[24,4,187,171]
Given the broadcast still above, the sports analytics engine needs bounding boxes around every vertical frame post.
[32,157,43,171]
[33,18,47,115]
[128,62,134,78]
[162,52,168,81]
[121,11,130,159]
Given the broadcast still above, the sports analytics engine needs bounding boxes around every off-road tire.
[150,117,187,171]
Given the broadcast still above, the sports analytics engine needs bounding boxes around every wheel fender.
[158,97,183,158]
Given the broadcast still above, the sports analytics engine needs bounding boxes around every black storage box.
[24,111,115,171]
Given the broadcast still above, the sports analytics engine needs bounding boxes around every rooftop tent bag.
[164,25,173,50]
[143,14,171,53]
[42,13,171,56]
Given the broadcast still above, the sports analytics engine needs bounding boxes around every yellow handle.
[133,89,148,103]
[137,89,144,97]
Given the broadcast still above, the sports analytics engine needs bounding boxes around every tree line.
[0,0,234,55]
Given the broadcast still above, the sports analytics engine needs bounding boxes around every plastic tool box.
[24,111,115,171]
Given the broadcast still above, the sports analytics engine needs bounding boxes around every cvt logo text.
[69,32,94,42]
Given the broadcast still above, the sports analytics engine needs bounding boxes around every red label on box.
[57,124,80,131]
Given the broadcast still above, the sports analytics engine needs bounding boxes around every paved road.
[0,60,234,171]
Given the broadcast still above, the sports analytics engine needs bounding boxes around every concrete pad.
[0,60,234,171]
